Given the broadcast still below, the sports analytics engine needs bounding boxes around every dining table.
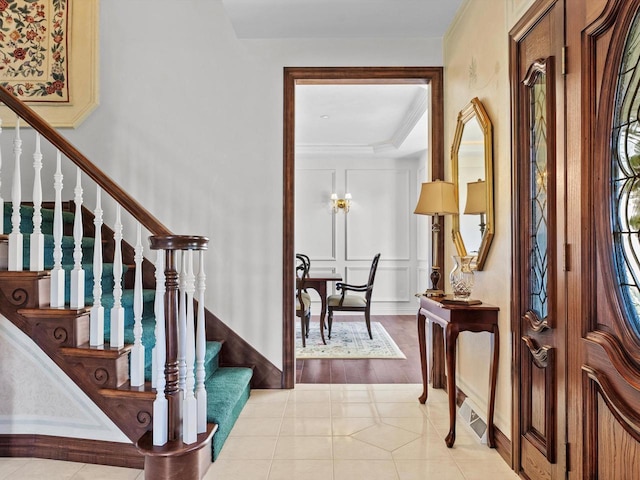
[298,271,342,344]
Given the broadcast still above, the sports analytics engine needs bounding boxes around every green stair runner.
[6,203,251,460]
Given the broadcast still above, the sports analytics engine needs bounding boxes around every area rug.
[296,321,406,359]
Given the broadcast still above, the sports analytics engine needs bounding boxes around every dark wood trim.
[576,3,640,479]
[509,2,561,472]
[508,24,524,474]
[205,308,281,389]
[591,0,640,361]
[583,366,640,443]
[494,425,513,468]
[0,434,144,469]
[521,338,556,462]
[282,66,444,389]
[136,424,216,480]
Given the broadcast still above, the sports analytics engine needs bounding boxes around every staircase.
[0,87,260,478]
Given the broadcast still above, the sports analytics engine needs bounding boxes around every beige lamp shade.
[414,180,459,216]
[464,179,486,215]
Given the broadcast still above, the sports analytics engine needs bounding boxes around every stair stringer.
[0,271,154,444]
[77,204,283,389]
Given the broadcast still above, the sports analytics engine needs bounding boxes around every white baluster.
[110,205,125,348]
[195,250,207,433]
[50,151,64,307]
[183,249,197,444]
[90,187,104,346]
[8,118,22,271]
[29,133,44,271]
[152,249,165,389]
[153,250,168,446]
[178,251,187,394]
[0,118,4,236]
[130,223,145,386]
[70,167,84,308]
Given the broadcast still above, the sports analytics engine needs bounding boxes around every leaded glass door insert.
[612,9,640,338]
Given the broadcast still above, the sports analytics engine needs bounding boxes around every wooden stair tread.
[60,342,133,358]
[19,306,91,317]
[0,270,50,279]
[99,383,156,400]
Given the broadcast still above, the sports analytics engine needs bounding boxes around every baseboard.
[0,434,144,469]
[206,309,282,389]
[493,424,512,467]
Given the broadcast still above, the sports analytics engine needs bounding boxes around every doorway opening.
[282,67,444,388]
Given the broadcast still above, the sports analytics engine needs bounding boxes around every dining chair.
[296,254,312,346]
[327,253,381,339]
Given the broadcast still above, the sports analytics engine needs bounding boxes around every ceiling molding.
[296,145,375,157]
[370,88,428,154]
[222,0,465,39]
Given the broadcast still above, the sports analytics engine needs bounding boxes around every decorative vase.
[449,255,474,300]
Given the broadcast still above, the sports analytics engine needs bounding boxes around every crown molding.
[296,88,428,158]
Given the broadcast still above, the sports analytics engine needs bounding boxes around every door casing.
[282,67,444,388]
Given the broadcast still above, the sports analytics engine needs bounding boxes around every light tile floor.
[0,384,519,480]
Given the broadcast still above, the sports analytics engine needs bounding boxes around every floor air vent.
[458,397,487,444]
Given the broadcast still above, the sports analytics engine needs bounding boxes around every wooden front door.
[568,0,640,478]
[510,1,567,478]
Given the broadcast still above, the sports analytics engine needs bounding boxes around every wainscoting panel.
[295,169,336,260]
[296,156,423,314]
[345,169,411,261]
[346,265,411,303]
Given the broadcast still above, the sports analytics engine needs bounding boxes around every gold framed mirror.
[451,97,494,270]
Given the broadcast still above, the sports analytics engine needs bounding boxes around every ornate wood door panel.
[574,0,640,478]
[510,1,566,478]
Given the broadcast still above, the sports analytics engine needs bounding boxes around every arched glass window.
[612,10,640,337]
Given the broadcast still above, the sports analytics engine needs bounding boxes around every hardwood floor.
[295,314,423,384]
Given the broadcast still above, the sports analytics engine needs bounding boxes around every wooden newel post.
[149,235,209,446]
[163,247,182,441]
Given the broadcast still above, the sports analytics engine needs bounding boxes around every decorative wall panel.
[295,169,336,260]
[346,265,411,302]
[346,169,411,261]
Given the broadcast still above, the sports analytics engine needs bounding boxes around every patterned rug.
[296,321,406,359]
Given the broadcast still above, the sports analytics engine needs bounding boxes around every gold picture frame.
[0,0,99,128]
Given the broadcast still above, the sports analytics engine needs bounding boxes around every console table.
[417,295,499,448]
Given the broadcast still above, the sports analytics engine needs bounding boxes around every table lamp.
[464,179,487,236]
[414,179,459,296]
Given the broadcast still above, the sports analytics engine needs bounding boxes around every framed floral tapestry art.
[0,0,98,127]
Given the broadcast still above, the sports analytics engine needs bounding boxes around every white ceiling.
[221,0,465,160]
[295,84,429,160]
[221,0,464,39]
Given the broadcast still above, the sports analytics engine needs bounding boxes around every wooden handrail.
[0,85,171,236]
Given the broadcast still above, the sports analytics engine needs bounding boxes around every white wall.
[442,0,536,439]
[51,0,445,369]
